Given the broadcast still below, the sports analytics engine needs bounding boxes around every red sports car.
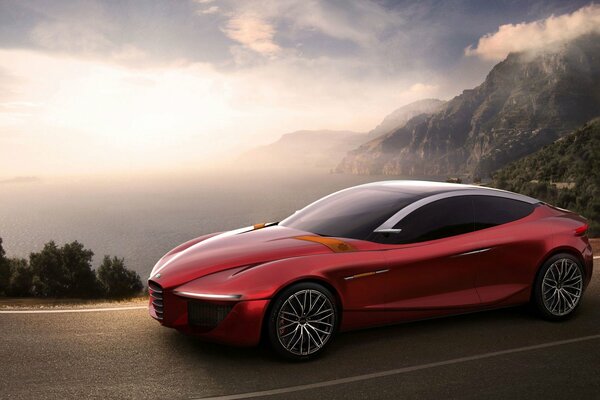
[148,181,593,360]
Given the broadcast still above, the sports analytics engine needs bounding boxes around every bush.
[0,237,143,299]
[29,241,99,298]
[61,241,100,297]
[97,256,143,299]
[0,238,11,295]
[7,258,32,297]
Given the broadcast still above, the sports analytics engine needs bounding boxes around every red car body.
[148,182,593,347]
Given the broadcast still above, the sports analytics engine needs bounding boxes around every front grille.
[148,281,164,321]
[188,301,233,329]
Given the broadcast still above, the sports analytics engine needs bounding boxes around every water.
[0,171,422,279]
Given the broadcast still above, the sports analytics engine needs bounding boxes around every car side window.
[472,196,535,230]
[377,196,474,244]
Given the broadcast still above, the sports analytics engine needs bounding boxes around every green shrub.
[97,256,143,299]
[0,238,11,296]
[0,237,143,298]
[7,258,32,297]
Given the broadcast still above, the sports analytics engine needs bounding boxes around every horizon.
[1,1,599,178]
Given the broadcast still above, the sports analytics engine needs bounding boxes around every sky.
[0,0,597,177]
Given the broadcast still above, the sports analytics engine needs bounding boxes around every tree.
[0,238,141,299]
[29,241,68,297]
[97,256,143,298]
[7,258,32,297]
[0,238,12,295]
[61,241,99,297]
[29,241,99,298]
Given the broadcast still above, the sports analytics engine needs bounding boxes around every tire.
[532,253,584,321]
[267,282,338,361]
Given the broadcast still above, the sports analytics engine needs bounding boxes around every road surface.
[1,259,598,400]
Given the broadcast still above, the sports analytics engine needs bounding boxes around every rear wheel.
[532,253,584,321]
[267,282,338,361]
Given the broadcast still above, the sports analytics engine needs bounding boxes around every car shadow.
[155,299,598,398]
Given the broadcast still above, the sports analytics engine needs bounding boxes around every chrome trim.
[454,248,492,257]
[374,228,402,234]
[344,269,390,281]
[375,189,539,232]
[152,299,163,308]
[173,291,242,300]
[148,281,164,321]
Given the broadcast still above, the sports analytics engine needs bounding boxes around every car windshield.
[279,186,420,240]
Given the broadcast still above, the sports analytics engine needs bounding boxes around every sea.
[0,171,434,279]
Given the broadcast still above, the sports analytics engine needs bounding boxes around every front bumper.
[149,283,269,346]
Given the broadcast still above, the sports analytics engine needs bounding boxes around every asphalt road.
[1,259,599,400]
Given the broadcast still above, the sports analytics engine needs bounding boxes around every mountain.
[492,119,600,235]
[367,98,445,139]
[337,33,600,178]
[238,99,445,170]
[238,130,366,170]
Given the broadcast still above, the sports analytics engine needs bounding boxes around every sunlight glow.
[0,49,438,177]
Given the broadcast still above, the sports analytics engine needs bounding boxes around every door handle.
[453,247,491,257]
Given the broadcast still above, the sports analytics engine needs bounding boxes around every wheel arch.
[539,246,586,275]
[530,246,587,302]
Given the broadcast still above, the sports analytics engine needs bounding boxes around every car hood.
[150,225,354,289]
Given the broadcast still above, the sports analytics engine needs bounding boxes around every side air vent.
[148,281,164,321]
[188,301,233,329]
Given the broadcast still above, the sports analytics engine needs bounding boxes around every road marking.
[193,334,600,400]
[0,306,147,314]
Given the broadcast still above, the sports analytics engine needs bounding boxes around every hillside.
[238,130,366,170]
[367,98,445,139]
[337,33,600,178]
[492,119,600,235]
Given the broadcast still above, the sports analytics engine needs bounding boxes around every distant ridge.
[0,176,41,184]
[238,130,366,170]
[238,99,445,170]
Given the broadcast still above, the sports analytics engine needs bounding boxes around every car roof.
[363,181,541,233]
[358,180,540,204]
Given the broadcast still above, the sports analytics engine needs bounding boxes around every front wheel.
[532,253,584,321]
[267,282,338,361]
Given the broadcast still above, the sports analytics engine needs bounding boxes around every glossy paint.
[149,203,593,347]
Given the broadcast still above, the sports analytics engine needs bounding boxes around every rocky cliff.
[337,34,600,178]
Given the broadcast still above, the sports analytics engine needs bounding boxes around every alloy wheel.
[542,258,583,316]
[276,289,335,356]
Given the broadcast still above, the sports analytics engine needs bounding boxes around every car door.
[377,196,482,311]
[470,195,540,304]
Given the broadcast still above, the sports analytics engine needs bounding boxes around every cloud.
[28,14,148,66]
[225,0,398,49]
[406,83,438,96]
[465,4,600,61]
[198,6,219,15]
[31,20,113,54]
[221,13,281,55]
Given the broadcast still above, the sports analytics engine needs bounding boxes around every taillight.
[574,224,588,236]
